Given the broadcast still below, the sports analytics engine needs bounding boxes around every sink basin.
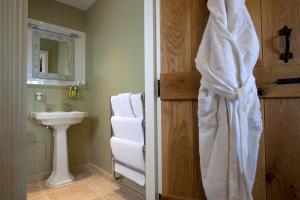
[31,111,88,187]
[31,111,88,126]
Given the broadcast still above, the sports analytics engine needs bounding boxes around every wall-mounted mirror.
[27,19,86,86]
[32,29,75,81]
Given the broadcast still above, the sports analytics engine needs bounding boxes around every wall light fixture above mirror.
[27,19,86,86]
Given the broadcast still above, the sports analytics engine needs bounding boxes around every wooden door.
[160,0,265,199]
[161,0,208,199]
[259,1,300,199]
[160,0,300,199]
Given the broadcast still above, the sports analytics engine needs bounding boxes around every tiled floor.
[27,169,144,200]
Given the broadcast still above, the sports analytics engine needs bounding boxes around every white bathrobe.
[195,0,262,199]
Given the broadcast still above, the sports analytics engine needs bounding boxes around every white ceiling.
[56,0,96,11]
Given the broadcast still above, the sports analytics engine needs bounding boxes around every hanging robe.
[195,0,263,199]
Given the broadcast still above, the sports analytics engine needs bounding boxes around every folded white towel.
[110,137,144,171]
[110,93,134,117]
[130,93,144,118]
[111,116,144,144]
[114,163,145,186]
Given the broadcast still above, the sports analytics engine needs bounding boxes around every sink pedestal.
[47,125,74,187]
[30,111,88,187]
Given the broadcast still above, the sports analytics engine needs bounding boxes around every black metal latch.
[257,77,300,97]
[279,26,293,63]
[277,77,300,85]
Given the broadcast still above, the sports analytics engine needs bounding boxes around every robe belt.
[200,75,256,101]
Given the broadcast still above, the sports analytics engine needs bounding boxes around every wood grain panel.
[265,99,300,199]
[0,0,27,199]
[253,100,266,200]
[254,65,300,98]
[161,0,206,199]
[160,66,300,100]
[261,0,300,66]
[255,65,300,85]
[161,0,191,73]
[160,72,201,100]
[161,0,300,200]
[162,101,195,197]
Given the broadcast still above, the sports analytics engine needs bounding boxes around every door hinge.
[157,79,160,98]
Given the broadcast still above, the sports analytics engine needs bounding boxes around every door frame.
[155,0,162,195]
[144,0,160,199]
[0,0,27,198]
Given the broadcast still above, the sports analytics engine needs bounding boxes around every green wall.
[27,0,145,176]
[27,0,89,176]
[85,0,144,173]
[28,0,85,31]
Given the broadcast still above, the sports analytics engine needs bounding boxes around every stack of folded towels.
[110,93,145,186]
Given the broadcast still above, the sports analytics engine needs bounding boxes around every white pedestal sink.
[31,111,88,187]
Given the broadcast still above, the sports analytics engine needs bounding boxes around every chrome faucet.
[63,100,72,112]
[45,101,54,112]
